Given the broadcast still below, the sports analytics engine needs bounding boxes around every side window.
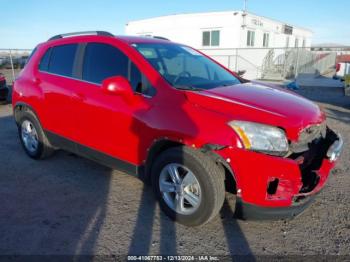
[48,44,78,77]
[39,48,52,71]
[83,43,128,84]
[129,62,156,96]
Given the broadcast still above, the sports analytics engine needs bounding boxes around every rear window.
[82,43,128,84]
[47,44,78,77]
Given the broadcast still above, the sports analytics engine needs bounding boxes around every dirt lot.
[0,85,349,258]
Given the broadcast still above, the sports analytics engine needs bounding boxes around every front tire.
[17,108,55,159]
[151,146,225,226]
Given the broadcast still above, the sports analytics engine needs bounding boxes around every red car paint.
[12,34,340,211]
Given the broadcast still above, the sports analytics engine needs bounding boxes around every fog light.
[327,136,344,162]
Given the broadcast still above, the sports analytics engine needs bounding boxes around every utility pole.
[243,0,248,14]
[241,0,248,28]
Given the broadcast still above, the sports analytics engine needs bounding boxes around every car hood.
[185,82,325,141]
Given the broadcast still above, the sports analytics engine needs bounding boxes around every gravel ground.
[0,85,349,258]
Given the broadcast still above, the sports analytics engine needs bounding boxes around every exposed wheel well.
[145,139,237,193]
[144,139,183,183]
[14,103,36,124]
[201,149,237,194]
[221,163,237,194]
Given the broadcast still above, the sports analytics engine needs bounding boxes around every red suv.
[12,31,343,226]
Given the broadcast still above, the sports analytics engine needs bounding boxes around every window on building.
[295,38,299,47]
[263,33,269,47]
[82,43,128,84]
[48,44,78,77]
[247,30,255,47]
[285,36,290,48]
[202,30,220,47]
[302,39,306,48]
[202,31,210,46]
[211,30,220,46]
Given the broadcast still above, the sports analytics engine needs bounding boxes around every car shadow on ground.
[0,113,112,256]
[127,185,253,256]
[0,111,253,257]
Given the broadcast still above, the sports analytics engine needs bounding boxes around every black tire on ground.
[17,108,55,159]
[151,146,226,227]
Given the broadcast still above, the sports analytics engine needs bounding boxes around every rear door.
[38,43,80,142]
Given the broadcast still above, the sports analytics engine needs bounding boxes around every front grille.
[289,127,338,194]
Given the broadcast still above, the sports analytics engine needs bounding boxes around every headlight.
[228,120,289,156]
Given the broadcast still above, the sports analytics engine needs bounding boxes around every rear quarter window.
[39,48,52,71]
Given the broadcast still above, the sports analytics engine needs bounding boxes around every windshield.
[132,43,240,90]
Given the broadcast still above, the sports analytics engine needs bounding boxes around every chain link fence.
[200,47,350,81]
[0,49,33,86]
[1,47,350,86]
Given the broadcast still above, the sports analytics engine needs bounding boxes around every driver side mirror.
[237,70,246,77]
[101,76,134,98]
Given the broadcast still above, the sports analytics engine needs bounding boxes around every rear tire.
[17,108,55,159]
[151,146,225,227]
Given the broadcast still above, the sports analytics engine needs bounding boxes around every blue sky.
[1,0,349,49]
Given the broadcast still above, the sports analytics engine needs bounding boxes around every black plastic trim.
[234,196,315,220]
[73,43,86,80]
[48,31,114,41]
[14,102,40,123]
[45,130,140,177]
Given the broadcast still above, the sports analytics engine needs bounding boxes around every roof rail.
[153,36,170,41]
[48,31,114,41]
[144,35,170,41]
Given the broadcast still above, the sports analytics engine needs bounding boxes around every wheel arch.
[13,102,40,124]
[144,138,184,183]
[200,145,238,194]
[144,139,237,194]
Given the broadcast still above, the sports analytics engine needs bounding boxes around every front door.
[73,42,154,166]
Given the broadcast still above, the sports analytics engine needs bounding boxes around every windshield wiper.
[174,85,204,91]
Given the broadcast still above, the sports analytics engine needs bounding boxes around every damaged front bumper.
[217,128,343,220]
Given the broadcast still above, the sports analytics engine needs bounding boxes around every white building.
[125,11,314,80]
[125,11,313,49]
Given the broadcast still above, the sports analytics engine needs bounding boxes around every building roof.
[127,10,313,33]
